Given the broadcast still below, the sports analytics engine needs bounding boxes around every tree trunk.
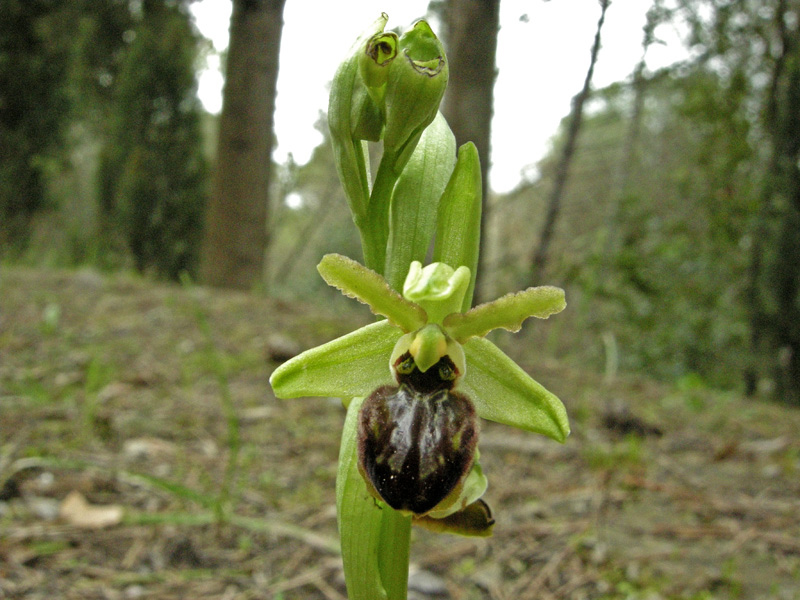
[529,0,610,286]
[604,1,663,258]
[201,0,286,290]
[441,0,500,303]
[754,0,800,402]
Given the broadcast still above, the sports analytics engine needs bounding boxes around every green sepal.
[269,320,400,399]
[460,337,570,442]
[337,397,411,600]
[444,286,566,343]
[432,142,482,311]
[384,112,456,292]
[318,254,427,332]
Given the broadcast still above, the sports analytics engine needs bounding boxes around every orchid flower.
[270,14,570,600]
[270,254,568,598]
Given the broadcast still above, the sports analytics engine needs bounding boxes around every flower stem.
[378,509,412,599]
[362,149,400,275]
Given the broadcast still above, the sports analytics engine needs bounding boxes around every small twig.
[0,424,30,476]
[515,545,572,598]
[314,576,348,600]
[229,514,340,555]
[268,566,330,595]
[554,571,595,597]
[417,540,481,566]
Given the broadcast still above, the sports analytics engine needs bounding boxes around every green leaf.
[385,112,456,292]
[317,254,427,332]
[337,397,389,600]
[432,142,482,311]
[337,397,411,600]
[377,505,412,599]
[460,337,570,442]
[269,321,401,399]
[444,286,566,342]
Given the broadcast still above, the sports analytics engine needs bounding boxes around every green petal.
[444,286,566,342]
[460,337,570,442]
[318,254,427,332]
[269,321,401,399]
[403,262,470,325]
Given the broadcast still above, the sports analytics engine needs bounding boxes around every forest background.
[3,0,800,401]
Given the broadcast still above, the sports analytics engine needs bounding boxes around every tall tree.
[440,0,500,301]
[97,0,208,279]
[201,0,287,290]
[0,0,70,251]
[751,0,800,402]
[529,0,610,285]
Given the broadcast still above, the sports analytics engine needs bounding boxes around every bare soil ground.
[1,267,799,600]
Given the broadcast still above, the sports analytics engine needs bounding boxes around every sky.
[192,1,685,194]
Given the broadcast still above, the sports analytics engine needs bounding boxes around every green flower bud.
[329,14,389,221]
[383,21,448,173]
[356,20,448,175]
[359,31,398,113]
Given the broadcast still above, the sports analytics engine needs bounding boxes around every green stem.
[378,509,412,599]
[340,143,413,598]
[368,146,413,600]
[362,150,401,276]
[336,394,412,600]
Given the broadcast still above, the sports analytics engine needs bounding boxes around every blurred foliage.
[524,68,756,388]
[1,0,208,278]
[0,0,71,251]
[96,0,208,279]
[484,0,800,399]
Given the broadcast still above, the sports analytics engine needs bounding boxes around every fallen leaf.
[123,437,176,461]
[59,490,123,529]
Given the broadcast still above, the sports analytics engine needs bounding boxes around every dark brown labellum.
[358,354,478,515]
